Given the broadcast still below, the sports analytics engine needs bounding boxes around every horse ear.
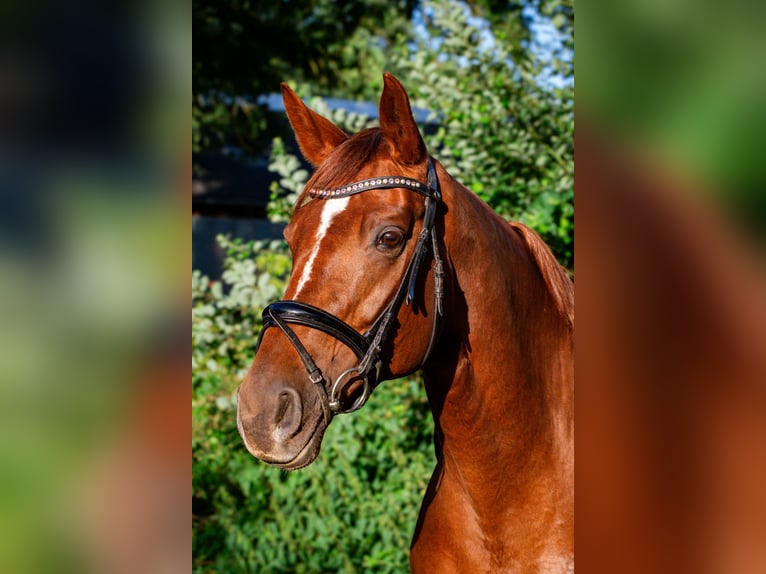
[379,73,426,165]
[281,83,348,167]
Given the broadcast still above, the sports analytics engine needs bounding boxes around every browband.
[254,157,444,421]
[307,160,439,201]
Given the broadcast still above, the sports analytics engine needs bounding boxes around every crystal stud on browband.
[308,176,428,199]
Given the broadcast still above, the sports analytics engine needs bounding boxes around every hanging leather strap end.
[433,260,445,316]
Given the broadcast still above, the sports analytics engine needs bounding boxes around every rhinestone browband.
[308,176,433,199]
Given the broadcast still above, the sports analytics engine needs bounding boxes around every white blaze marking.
[293,197,350,297]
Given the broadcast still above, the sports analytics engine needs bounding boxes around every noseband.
[252,158,445,424]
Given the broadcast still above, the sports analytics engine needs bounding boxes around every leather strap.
[253,157,445,419]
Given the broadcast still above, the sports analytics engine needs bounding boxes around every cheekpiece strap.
[259,156,443,417]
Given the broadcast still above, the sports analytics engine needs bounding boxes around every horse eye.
[376,229,404,250]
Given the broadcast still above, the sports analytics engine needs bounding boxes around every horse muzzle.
[236,381,327,470]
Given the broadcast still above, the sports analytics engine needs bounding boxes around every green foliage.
[192,236,290,386]
[267,104,377,223]
[192,236,435,573]
[265,1,574,269]
[192,94,270,157]
[193,0,416,153]
[392,0,574,269]
[266,138,308,224]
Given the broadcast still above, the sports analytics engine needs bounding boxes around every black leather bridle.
[252,157,445,424]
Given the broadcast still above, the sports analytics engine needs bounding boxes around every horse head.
[237,74,445,470]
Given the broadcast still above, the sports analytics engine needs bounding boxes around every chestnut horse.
[237,74,574,573]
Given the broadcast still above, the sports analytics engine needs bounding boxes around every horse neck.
[424,168,574,525]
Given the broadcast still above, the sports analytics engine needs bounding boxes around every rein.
[252,157,445,423]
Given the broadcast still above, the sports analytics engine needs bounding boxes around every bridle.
[252,157,445,424]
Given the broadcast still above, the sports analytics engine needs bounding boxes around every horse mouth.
[237,399,327,471]
[268,421,326,470]
[268,379,367,470]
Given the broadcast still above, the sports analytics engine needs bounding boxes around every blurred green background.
[192,0,572,572]
[0,0,188,571]
[577,0,766,241]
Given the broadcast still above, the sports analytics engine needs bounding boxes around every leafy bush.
[391,0,574,269]
[267,0,574,270]
[267,101,377,223]
[192,236,435,573]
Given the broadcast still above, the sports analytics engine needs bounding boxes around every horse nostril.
[274,387,302,441]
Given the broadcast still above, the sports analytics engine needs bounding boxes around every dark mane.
[296,128,383,210]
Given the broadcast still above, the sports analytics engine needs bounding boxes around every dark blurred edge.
[576,122,766,573]
[575,0,766,567]
[0,0,189,572]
